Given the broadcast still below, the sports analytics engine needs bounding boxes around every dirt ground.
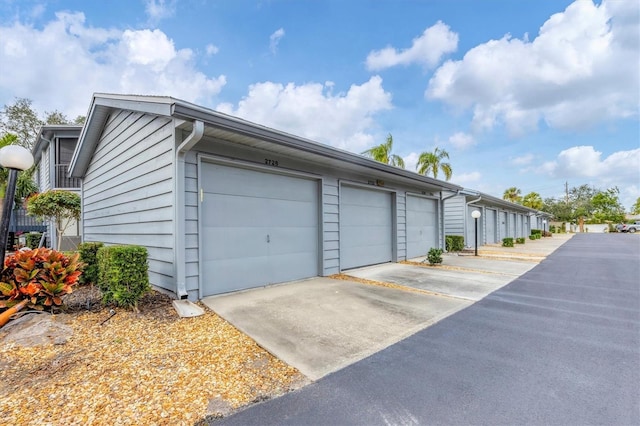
[0,286,308,425]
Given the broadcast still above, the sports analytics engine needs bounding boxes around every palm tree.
[361,134,405,168]
[503,187,522,204]
[522,191,543,209]
[416,147,452,181]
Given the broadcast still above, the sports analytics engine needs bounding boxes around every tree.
[361,134,405,168]
[503,187,522,204]
[568,184,597,232]
[591,187,625,224]
[44,110,70,125]
[522,192,543,210]
[26,190,81,251]
[0,98,44,149]
[543,197,572,223]
[632,197,640,215]
[416,147,452,180]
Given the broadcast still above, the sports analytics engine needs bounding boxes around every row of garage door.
[200,162,438,296]
[468,207,530,246]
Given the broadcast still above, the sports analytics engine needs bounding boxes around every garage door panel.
[202,195,272,227]
[340,186,393,270]
[406,196,438,258]
[268,199,318,227]
[201,227,268,260]
[203,256,271,294]
[201,162,319,296]
[268,227,318,256]
[486,209,497,244]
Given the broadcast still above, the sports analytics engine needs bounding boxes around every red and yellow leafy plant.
[0,248,83,310]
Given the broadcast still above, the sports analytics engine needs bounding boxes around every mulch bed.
[0,286,307,425]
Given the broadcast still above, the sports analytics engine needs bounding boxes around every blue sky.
[1,0,638,209]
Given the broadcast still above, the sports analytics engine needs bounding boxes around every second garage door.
[406,195,438,258]
[200,162,319,296]
[340,185,393,270]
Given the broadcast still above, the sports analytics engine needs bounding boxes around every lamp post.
[542,220,547,237]
[471,209,482,256]
[0,145,34,263]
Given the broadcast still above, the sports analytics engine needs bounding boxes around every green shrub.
[529,235,536,240]
[531,229,541,236]
[78,242,104,286]
[25,232,42,249]
[97,245,149,311]
[445,235,465,252]
[516,237,525,244]
[427,248,443,265]
[502,238,514,247]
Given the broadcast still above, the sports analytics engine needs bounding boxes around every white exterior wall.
[81,110,176,293]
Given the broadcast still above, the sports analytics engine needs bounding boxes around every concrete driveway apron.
[201,277,471,380]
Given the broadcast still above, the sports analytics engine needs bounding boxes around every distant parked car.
[618,221,640,233]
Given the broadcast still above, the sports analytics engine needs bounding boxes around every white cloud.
[217,76,393,151]
[512,153,535,166]
[269,28,285,54]
[539,145,640,205]
[206,44,219,56]
[0,11,226,117]
[144,0,176,24]
[448,132,475,150]
[452,171,482,186]
[403,152,420,172]
[366,21,458,71]
[426,0,640,135]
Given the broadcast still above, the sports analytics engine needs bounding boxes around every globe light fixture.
[471,209,481,256]
[0,145,35,262]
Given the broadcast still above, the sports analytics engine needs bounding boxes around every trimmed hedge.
[502,238,514,247]
[25,232,42,249]
[427,248,443,265]
[516,237,525,244]
[78,242,104,286]
[445,235,465,252]
[97,245,150,311]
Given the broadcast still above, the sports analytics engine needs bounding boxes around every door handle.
[266,234,270,243]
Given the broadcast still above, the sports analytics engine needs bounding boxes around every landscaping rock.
[0,313,73,347]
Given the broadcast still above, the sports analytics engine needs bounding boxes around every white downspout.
[174,120,204,299]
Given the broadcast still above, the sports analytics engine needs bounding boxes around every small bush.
[516,237,525,244]
[531,229,541,236]
[502,238,514,247]
[427,248,443,265]
[529,235,536,240]
[25,232,42,249]
[97,245,149,311]
[78,242,104,286]
[0,248,83,310]
[543,231,552,237]
[445,235,465,252]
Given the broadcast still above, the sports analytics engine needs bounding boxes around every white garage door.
[200,162,319,296]
[406,195,438,258]
[485,209,497,244]
[340,185,393,270]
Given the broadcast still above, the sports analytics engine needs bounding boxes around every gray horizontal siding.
[444,196,465,238]
[396,193,406,260]
[323,179,340,275]
[82,110,175,293]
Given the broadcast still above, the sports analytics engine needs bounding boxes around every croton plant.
[0,248,84,310]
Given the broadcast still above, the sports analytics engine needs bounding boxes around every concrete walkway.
[203,234,574,381]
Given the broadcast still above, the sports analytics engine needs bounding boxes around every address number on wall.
[264,158,279,166]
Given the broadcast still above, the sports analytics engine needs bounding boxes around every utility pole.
[565,181,569,204]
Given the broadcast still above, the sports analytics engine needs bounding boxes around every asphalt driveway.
[202,235,574,381]
[217,233,639,425]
